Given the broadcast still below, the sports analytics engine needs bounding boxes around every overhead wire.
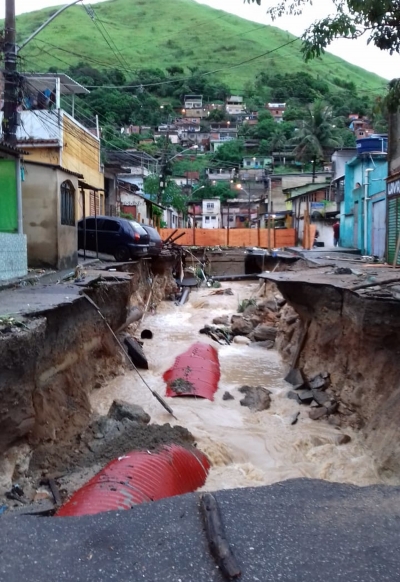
[83,3,131,72]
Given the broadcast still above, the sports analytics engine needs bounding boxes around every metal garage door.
[372,200,386,258]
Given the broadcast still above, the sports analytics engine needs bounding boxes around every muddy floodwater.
[91,282,384,490]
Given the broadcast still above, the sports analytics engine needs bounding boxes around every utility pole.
[158,133,169,204]
[3,0,18,145]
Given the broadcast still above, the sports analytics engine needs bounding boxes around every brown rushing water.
[91,282,384,490]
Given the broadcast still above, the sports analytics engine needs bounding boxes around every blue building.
[340,137,388,257]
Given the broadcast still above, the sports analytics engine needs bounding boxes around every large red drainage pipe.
[164,342,220,401]
[56,444,210,517]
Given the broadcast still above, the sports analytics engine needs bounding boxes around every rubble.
[108,400,151,425]
[251,324,278,342]
[238,385,272,412]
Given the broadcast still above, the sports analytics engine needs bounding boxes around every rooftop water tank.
[356,135,388,154]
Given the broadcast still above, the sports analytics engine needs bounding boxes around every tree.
[291,100,341,179]
[246,0,400,59]
[196,181,236,203]
[212,139,245,167]
[144,175,186,213]
[269,128,288,162]
[207,109,227,122]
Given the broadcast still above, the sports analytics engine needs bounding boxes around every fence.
[161,228,296,248]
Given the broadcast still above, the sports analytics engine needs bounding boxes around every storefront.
[387,173,400,264]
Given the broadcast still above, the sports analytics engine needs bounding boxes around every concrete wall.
[62,113,103,190]
[23,163,79,269]
[0,233,27,281]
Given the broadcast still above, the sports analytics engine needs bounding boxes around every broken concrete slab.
[309,374,329,391]
[212,315,230,326]
[239,386,271,412]
[222,392,235,401]
[309,407,328,420]
[107,400,151,425]
[312,390,331,407]
[252,325,278,342]
[287,391,301,404]
[298,390,314,405]
[284,368,305,389]
[231,317,254,336]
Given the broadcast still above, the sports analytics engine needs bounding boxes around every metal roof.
[284,183,329,201]
[22,73,90,95]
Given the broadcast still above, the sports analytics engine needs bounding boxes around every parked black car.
[78,216,149,261]
[142,225,163,256]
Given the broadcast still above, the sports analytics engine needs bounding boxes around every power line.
[83,3,131,72]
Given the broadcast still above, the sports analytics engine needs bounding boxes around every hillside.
[15,0,385,94]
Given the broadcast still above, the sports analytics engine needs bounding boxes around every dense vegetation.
[17,0,385,91]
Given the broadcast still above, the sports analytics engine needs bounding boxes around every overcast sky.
[3,0,400,80]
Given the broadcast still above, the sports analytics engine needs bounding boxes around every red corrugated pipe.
[164,342,220,400]
[56,444,210,517]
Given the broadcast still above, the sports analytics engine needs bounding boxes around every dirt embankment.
[272,279,400,479]
[0,257,178,460]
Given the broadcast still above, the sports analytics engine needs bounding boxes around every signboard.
[311,202,325,212]
[387,178,400,198]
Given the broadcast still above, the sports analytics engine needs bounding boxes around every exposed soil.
[0,255,184,507]
[30,417,194,477]
[270,274,400,481]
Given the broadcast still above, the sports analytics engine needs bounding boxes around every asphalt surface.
[1,479,400,581]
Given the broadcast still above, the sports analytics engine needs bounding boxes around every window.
[61,180,75,226]
[205,216,210,221]
[101,219,120,232]
[211,216,217,220]
[206,202,214,210]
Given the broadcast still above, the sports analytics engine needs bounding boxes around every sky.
[2,0,400,80]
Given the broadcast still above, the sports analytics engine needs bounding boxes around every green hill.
[15,0,385,94]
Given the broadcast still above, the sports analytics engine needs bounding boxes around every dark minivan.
[78,216,149,261]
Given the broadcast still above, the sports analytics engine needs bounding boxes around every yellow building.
[2,74,105,269]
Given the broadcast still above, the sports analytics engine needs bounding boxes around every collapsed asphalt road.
[1,479,399,582]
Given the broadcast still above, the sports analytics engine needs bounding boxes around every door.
[99,218,121,254]
[372,200,386,258]
[353,202,359,249]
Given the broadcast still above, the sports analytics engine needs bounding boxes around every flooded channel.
[91,282,383,490]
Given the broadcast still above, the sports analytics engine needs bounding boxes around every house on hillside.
[202,198,221,229]
[340,137,387,257]
[349,117,374,140]
[0,73,104,269]
[0,144,28,281]
[226,96,246,116]
[209,122,238,152]
[266,103,286,123]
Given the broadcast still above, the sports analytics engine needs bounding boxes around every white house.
[226,96,246,116]
[202,198,221,229]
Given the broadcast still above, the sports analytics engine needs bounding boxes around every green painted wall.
[0,159,17,233]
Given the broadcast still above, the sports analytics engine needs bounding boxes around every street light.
[168,145,198,163]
